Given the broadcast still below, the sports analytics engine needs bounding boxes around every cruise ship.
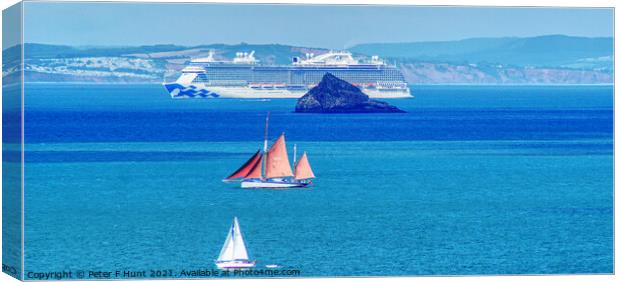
[163,50,411,98]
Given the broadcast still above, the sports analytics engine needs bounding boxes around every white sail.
[232,217,249,260]
[217,222,235,261]
[217,217,249,262]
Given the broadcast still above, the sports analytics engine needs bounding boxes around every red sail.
[245,154,263,179]
[225,150,261,179]
[265,134,294,178]
[294,152,315,180]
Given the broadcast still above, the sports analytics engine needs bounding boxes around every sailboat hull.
[215,260,256,269]
[241,179,309,189]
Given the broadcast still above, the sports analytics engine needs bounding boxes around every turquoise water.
[22,84,613,277]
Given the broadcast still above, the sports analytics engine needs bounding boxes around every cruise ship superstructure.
[163,50,411,98]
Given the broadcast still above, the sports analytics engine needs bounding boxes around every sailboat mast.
[293,144,297,165]
[262,112,270,180]
[263,112,270,154]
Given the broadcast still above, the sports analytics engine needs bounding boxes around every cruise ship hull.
[163,82,412,99]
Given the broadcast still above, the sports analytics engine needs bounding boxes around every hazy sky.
[23,2,614,48]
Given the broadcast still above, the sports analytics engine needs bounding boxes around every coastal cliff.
[295,73,405,113]
[10,38,613,85]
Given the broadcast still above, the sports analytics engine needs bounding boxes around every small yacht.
[215,217,256,269]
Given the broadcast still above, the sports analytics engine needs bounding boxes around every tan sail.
[265,134,293,178]
[245,154,263,179]
[225,150,261,180]
[294,152,315,180]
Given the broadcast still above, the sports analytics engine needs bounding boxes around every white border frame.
[0,1,617,282]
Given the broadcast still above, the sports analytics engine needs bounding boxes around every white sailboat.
[215,217,256,269]
[223,113,316,189]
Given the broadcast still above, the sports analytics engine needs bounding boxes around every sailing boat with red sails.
[223,113,315,188]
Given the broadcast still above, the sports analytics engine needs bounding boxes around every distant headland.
[4,35,612,85]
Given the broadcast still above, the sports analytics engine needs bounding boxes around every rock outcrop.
[295,73,405,113]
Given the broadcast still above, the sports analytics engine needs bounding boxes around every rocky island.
[295,73,405,113]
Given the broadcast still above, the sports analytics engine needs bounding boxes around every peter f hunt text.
[26,270,150,280]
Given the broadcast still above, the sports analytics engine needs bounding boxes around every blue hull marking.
[163,83,220,98]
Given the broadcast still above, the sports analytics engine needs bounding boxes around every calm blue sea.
[22,84,613,277]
